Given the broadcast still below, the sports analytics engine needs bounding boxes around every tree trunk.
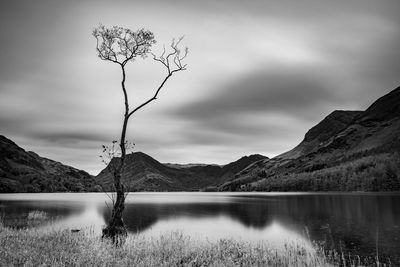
[110,172,125,226]
[102,113,129,245]
[102,168,128,245]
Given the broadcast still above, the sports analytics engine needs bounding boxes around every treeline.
[0,170,102,193]
[22,175,102,193]
[245,153,400,191]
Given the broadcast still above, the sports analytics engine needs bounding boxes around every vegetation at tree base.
[0,222,383,267]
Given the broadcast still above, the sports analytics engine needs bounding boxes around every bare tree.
[93,25,187,242]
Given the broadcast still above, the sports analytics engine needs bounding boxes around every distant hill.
[219,86,400,191]
[0,135,100,193]
[96,153,267,191]
[0,133,266,193]
[4,86,399,193]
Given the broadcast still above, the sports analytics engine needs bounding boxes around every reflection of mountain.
[99,199,284,233]
[97,193,400,264]
[141,217,312,250]
[2,192,399,264]
[98,194,400,232]
[220,87,400,191]
[0,200,82,228]
[98,193,400,264]
[39,204,105,233]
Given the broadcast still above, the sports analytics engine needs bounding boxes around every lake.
[1,192,399,264]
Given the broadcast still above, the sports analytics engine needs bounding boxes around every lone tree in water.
[93,25,187,241]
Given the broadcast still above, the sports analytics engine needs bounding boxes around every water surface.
[1,192,399,264]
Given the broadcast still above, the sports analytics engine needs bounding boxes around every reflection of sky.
[140,215,312,250]
[126,192,241,204]
[37,203,106,233]
[0,192,109,203]
[2,192,400,264]
[0,192,310,203]
[123,192,308,204]
[1,193,312,249]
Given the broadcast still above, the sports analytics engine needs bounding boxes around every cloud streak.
[1,0,400,174]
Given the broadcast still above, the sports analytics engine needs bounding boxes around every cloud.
[158,66,342,159]
[172,67,338,121]
[167,66,341,148]
[1,0,400,173]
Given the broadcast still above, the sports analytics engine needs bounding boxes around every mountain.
[0,134,266,193]
[219,86,400,191]
[96,153,267,191]
[278,110,363,159]
[0,135,100,193]
[4,86,398,193]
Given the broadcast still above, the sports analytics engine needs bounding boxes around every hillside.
[219,86,400,191]
[96,153,267,191]
[3,86,399,193]
[0,135,100,193]
[0,134,266,192]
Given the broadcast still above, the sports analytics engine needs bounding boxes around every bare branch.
[128,37,188,116]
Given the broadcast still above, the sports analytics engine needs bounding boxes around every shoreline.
[0,223,344,267]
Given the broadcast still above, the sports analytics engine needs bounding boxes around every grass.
[0,222,336,267]
[27,210,48,221]
[0,210,51,229]
[0,222,392,266]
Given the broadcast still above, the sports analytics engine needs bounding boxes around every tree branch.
[128,73,172,117]
[93,24,155,66]
[128,37,188,117]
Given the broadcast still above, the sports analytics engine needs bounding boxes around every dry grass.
[1,221,392,266]
[27,210,48,221]
[0,222,335,267]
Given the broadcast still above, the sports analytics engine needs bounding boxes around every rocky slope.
[96,153,267,191]
[0,135,100,193]
[219,86,400,191]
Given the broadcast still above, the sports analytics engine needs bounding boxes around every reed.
[0,223,391,266]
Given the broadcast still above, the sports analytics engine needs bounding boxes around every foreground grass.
[0,224,337,267]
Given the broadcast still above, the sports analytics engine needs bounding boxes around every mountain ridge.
[218,86,400,191]
[96,152,267,191]
[0,135,100,193]
[2,87,399,192]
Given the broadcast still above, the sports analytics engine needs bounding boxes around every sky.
[1,0,400,175]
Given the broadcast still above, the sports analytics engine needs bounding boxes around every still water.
[0,192,399,263]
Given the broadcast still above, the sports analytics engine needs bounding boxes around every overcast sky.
[1,0,399,174]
